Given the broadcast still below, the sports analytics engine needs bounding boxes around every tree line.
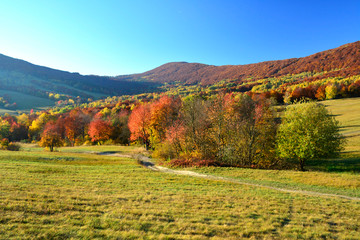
[0,93,344,171]
[127,94,344,170]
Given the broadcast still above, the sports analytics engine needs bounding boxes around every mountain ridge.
[115,41,360,85]
[0,41,359,111]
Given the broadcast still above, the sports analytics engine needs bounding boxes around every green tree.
[276,102,345,171]
[0,119,11,139]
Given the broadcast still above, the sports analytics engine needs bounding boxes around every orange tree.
[39,121,63,152]
[88,118,113,144]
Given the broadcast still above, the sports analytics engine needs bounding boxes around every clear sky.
[0,0,359,76]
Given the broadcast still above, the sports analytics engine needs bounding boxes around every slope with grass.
[0,54,159,111]
[1,145,360,239]
[325,97,360,156]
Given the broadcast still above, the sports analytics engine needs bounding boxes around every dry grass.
[323,97,360,155]
[1,146,360,239]
[2,98,360,239]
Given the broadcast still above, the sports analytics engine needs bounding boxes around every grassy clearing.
[2,98,360,239]
[324,97,360,155]
[0,89,54,110]
[0,145,360,239]
[0,108,17,115]
[192,167,360,198]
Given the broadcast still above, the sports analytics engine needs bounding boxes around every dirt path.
[102,153,360,201]
[135,155,360,201]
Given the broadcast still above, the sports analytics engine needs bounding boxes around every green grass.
[0,108,17,115]
[323,97,360,155]
[0,89,55,111]
[1,145,360,239]
[187,98,360,202]
[2,97,360,239]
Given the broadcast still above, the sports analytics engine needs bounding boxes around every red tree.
[64,109,91,146]
[39,121,63,152]
[128,104,152,149]
[88,118,113,144]
[150,95,181,142]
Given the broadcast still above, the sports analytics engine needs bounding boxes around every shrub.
[0,138,9,149]
[152,142,177,160]
[83,140,93,146]
[103,139,115,145]
[169,157,218,167]
[7,142,21,151]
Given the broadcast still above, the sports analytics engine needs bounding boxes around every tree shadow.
[307,155,360,172]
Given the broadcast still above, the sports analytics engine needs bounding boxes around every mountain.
[0,41,359,112]
[115,41,360,85]
[0,54,158,111]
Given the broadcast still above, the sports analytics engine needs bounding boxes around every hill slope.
[116,41,360,85]
[1,41,359,111]
[0,54,158,110]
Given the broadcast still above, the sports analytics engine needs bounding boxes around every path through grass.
[1,145,360,239]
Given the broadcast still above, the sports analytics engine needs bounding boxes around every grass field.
[324,97,360,156]
[1,98,360,239]
[0,90,55,111]
[0,145,359,239]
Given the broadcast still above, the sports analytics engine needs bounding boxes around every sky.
[0,0,359,76]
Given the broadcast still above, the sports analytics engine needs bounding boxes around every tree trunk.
[299,158,305,171]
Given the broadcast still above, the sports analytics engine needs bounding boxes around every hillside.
[0,54,158,110]
[1,41,359,111]
[116,41,360,85]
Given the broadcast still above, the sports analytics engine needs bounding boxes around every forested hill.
[0,53,158,110]
[115,41,360,85]
[0,41,359,111]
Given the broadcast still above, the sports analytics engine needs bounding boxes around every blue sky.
[0,0,359,76]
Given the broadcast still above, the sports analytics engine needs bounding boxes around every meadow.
[1,98,360,239]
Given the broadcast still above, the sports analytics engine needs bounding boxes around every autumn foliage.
[39,121,63,152]
[128,104,152,149]
[88,118,113,144]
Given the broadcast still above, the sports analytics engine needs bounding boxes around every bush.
[7,143,21,151]
[0,138,9,149]
[169,157,218,167]
[83,140,93,146]
[152,142,177,160]
[103,139,115,145]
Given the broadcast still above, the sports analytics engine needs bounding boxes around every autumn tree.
[39,121,63,152]
[110,110,131,145]
[223,94,278,167]
[181,96,212,159]
[149,95,181,144]
[88,118,113,144]
[28,112,50,140]
[276,101,345,171]
[191,94,279,167]
[325,84,338,99]
[207,93,233,162]
[9,122,28,142]
[165,119,186,157]
[315,85,326,100]
[128,103,152,149]
[63,109,91,146]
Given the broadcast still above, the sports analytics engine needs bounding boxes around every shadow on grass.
[307,155,360,173]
